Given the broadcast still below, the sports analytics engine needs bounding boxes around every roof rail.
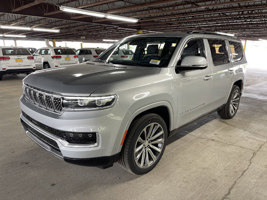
[187,31,236,38]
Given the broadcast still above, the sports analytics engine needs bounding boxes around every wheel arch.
[233,79,243,91]
[117,102,174,153]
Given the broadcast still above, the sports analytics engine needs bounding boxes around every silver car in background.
[20,32,246,174]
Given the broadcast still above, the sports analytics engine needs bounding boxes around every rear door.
[54,48,78,65]
[2,48,34,69]
[207,39,232,107]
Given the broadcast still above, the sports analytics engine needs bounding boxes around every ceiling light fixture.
[0,25,31,31]
[32,28,60,33]
[60,6,105,18]
[0,34,26,38]
[106,14,138,23]
[103,39,119,42]
[60,6,139,23]
[0,25,60,33]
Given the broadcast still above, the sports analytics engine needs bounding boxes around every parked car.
[76,48,105,63]
[27,48,37,54]
[33,47,79,69]
[20,32,246,174]
[110,49,134,61]
[0,46,36,80]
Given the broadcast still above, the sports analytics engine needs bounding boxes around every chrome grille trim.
[23,85,63,113]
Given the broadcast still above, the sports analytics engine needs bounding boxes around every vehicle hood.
[23,63,161,95]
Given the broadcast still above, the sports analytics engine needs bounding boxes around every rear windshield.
[54,48,76,55]
[95,49,105,55]
[2,48,31,56]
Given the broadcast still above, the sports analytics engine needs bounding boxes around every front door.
[175,38,214,126]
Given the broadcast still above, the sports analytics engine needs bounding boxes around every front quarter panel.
[92,68,176,154]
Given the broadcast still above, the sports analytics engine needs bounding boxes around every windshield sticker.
[150,59,160,65]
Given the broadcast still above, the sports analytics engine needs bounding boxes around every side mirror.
[177,56,208,71]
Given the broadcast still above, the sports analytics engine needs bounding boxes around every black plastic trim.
[64,153,121,168]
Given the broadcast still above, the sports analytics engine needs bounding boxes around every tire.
[0,74,2,80]
[119,113,167,175]
[43,63,50,69]
[218,85,241,119]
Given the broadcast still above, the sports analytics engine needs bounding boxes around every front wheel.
[119,113,167,175]
[218,85,241,119]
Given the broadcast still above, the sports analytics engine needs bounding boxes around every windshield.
[97,37,180,67]
[2,48,31,56]
[54,48,76,55]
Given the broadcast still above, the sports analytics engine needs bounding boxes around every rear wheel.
[43,63,50,69]
[0,74,2,80]
[119,113,167,175]
[218,85,241,119]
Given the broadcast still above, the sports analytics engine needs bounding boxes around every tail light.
[74,55,78,58]
[51,56,61,59]
[27,56,34,60]
[0,56,10,61]
[121,55,128,58]
[93,55,98,58]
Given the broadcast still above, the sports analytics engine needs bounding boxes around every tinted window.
[178,39,205,65]
[95,49,105,55]
[229,41,243,62]
[2,48,31,55]
[40,49,50,55]
[54,48,76,55]
[86,50,92,55]
[208,39,229,66]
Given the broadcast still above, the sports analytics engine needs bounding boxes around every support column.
[52,39,56,47]
[243,40,247,52]
[14,40,17,47]
[80,42,83,48]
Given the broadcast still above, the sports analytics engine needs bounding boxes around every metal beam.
[12,0,46,12]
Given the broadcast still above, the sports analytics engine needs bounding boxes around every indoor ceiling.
[0,0,266,42]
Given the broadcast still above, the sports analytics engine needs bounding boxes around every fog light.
[63,132,96,144]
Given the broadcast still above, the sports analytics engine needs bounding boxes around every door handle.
[203,75,212,81]
[229,69,234,74]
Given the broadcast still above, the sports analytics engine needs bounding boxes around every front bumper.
[0,68,35,75]
[20,97,124,164]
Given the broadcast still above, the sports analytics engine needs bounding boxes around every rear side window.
[95,49,105,55]
[54,49,75,55]
[2,48,31,55]
[229,41,243,62]
[40,49,50,55]
[208,39,229,66]
[85,50,92,54]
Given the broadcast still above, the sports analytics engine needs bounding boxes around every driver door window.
[178,39,206,65]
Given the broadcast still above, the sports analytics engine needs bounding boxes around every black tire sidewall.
[226,85,241,118]
[125,114,167,175]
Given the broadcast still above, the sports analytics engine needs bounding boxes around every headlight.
[62,95,116,110]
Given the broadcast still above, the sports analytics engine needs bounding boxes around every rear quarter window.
[229,41,243,62]
[2,48,31,55]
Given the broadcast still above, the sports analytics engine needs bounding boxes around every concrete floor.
[0,67,267,200]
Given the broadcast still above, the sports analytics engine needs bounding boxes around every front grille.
[22,112,97,145]
[21,119,60,152]
[24,85,62,113]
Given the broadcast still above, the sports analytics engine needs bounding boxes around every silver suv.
[20,33,246,175]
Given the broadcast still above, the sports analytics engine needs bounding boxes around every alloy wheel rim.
[134,122,165,169]
[230,89,240,116]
